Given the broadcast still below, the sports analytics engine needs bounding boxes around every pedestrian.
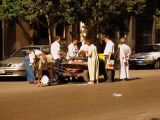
[24,50,36,84]
[51,35,64,84]
[83,39,99,84]
[79,40,89,52]
[66,38,78,60]
[102,35,115,83]
[119,37,131,81]
[78,41,89,57]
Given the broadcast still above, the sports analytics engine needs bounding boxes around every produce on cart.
[60,52,89,82]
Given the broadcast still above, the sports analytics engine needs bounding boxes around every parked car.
[129,44,160,69]
[0,45,50,77]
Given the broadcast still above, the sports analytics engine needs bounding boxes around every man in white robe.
[84,39,99,84]
[119,38,131,80]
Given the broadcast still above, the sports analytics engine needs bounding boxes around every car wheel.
[154,60,160,69]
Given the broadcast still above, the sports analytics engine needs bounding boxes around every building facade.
[0,0,160,60]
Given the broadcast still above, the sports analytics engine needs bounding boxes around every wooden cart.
[61,60,89,82]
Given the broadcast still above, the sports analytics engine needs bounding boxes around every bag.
[41,75,49,85]
[105,59,115,70]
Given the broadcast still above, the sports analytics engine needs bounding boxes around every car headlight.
[11,63,23,67]
[144,56,154,60]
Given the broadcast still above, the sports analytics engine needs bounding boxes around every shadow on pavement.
[0,77,26,82]
[113,77,142,82]
[130,65,154,70]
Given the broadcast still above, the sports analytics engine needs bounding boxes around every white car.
[129,44,160,69]
[0,45,50,77]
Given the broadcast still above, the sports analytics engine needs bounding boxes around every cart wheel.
[82,70,89,82]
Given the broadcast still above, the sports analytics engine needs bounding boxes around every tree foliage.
[1,0,61,23]
[0,0,146,33]
[59,0,146,34]
[154,9,160,28]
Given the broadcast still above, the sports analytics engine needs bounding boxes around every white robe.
[119,44,131,79]
[87,44,99,81]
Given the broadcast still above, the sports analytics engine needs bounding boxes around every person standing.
[51,36,62,84]
[24,50,36,84]
[79,40,89,52]
[102,35,115,83]
[119,37,131,80]
[66,38,78,60]
[84,39,99,84]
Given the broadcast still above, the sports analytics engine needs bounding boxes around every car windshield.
[144,45,160,52]
[11,47,40,57]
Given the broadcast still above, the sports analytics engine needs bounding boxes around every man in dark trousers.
[102,34,115,83]
[50,36,63,84]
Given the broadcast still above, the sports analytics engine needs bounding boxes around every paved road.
[0,70,160,120]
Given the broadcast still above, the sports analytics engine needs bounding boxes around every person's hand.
[118,44,121,48]
[83,50,88,55]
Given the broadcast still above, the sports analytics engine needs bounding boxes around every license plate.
[0,69,5,74]
[136,60,143,64]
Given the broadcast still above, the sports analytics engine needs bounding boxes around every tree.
[0,0,146,43]
[154,9,160,28]
[97,0,146,33]
[60,0,146,34]
[0,0,62,45]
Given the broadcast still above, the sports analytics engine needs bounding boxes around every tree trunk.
[152,17,156,44]
[65,25,72,44]
[72,23,79,39]
[128,16,136,53]
[46,14,52,45]
[85,20,97,41]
